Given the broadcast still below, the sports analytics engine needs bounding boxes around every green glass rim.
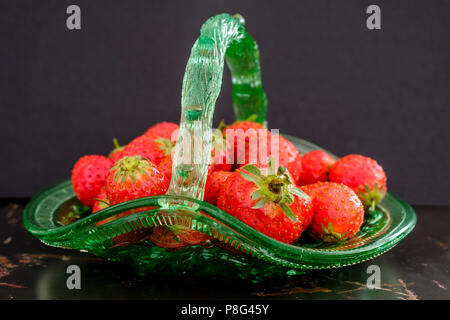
[23,174,416,270]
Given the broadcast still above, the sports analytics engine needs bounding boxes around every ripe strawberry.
[329,154,387,209]
[204,171,233,205]
[121,135,174,166]
[217,158,313,244]
[272,135,303,183]
[92,187,135,227]
[225,120,264,133]
[105,156,168,205]
[210,143,232,172]
[93,187,158,227]
[224,120,267,166]
[301,182,364,242]
[208,127,231,171]
[298,150,336,185]
[144,122,179,140]
[158,156,173,188]
[231,132,303,183]
[92,187,110,213]
[108,138,125,164]
[146,225,210,249]
[223,120,302,180]
[72,155,113,206]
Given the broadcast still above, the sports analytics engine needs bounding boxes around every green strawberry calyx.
[240,156,310,222]
[320,222,347,243]
[155,137,175,156]
[357,183,386,211]
[110,156,154,186]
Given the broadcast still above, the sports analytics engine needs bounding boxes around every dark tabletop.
[0,201,449,300]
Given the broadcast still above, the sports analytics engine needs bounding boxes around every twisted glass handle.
[166,13,267,201]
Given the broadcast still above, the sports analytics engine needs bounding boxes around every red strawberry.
[144,122,179,141]
[105,156,168,205]
[204,171,233,205]
[329,154,387,209]
[232,132,303,183]
[224,120,267,166]
[108,138,125,164]
[223,120,302,181]
[210,143,232,172]
[93,186,157,227]
[121,135,174,166]
[272,135,303,183]
[225,120,264,133]
[217,158,313,244]
[146,225,210,249]
[299,150,336,185]
[158,155,173,187]
[72,155,113,206]
[301,182,364,242]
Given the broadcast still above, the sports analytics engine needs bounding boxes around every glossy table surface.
[0,200,449,300]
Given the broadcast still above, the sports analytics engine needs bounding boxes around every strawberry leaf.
[250,190,265,200]
[283,193,294,205]
[130,171,137,184]
[140,162,153,170]
[136,167,149,176]
[240,171,263,185]
[288,186,310,199]
[280,203,299,222]
[120,172,127,185]
[252,197,268,209]
[110,163,121,171]
[241,165,264,178]
[267,156,277,175]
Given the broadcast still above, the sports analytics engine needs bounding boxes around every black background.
[1,0,449,205]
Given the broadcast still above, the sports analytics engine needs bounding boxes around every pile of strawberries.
[71,120,387,246]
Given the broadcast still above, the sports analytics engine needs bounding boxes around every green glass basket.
[23,13,416,280]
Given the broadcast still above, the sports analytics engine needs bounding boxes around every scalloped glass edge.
[23,135,417,275]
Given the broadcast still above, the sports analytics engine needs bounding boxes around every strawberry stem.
[217,119,227,132]
[268,178,283,195]
[240,156,307,222]
[113,138,120,149]
[155,138,175,156]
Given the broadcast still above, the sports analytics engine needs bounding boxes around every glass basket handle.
[166,13,267,201]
